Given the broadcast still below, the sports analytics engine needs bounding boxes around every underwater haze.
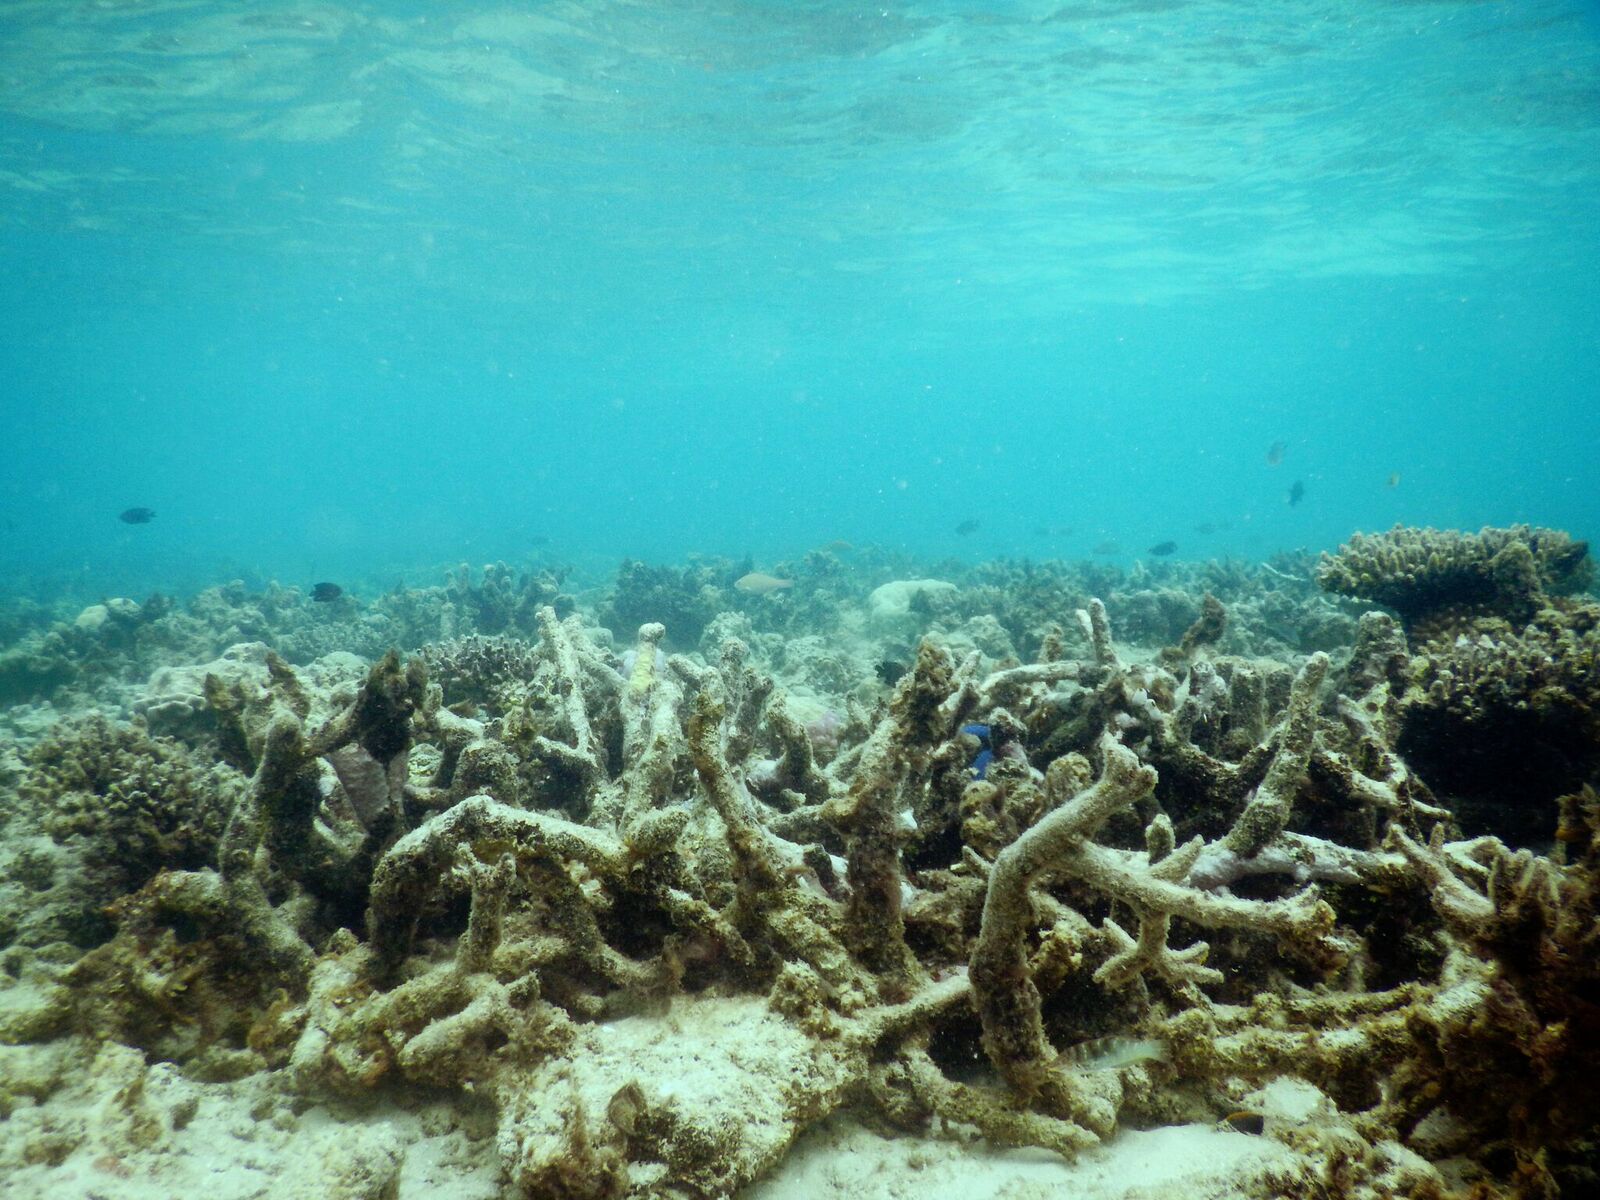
[2,0,1599,596]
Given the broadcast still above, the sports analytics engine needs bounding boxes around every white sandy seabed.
[0,1014,1359,1200]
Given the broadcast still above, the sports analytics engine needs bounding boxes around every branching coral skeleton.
[27,590,1600,1199]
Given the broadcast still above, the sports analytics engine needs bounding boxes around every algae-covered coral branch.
[969,726,1338,1111]
[969,735,1156,1100]
[367,794,627,978]
[824,639,956,993]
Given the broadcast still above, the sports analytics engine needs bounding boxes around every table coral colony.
[0,524,1596,1198]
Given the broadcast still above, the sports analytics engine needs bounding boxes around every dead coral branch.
[367,794,625,979]
[970,733,1338,1117]
[969,735,1156,1100]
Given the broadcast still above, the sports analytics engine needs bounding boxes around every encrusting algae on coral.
[0,524,1597,1198]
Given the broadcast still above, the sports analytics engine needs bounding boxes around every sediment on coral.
[3,529,1598,1197]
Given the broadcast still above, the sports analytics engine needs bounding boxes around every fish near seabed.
[1059,1034,1168,1073]
[734,572,793,595]
[1288,480,1305,506]
[311,582,343,602]
[1221,1111,1267,1135]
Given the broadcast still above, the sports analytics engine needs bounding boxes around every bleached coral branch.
[524,606,613,790]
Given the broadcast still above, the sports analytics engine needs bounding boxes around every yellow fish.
[734,572,793,595]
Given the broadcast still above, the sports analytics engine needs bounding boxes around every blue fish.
[962,723,994,779]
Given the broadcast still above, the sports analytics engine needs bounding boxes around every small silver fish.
[1058,1035,1167,1072]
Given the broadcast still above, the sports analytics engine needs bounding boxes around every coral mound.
[1316,523,1590,637]
[1317,524,1600,843]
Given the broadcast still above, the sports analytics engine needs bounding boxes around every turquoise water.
[3,0,1598,597]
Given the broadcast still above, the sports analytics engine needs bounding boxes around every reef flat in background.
[1,524,1596,1199]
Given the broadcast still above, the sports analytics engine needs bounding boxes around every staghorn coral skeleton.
[5,587,1598,1199]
